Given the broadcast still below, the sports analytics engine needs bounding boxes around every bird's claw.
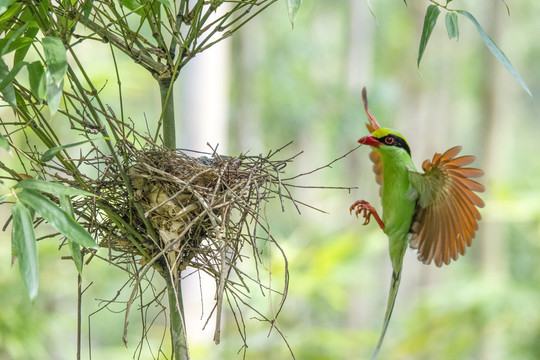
[349,200,373,224]
[349,200,385,230]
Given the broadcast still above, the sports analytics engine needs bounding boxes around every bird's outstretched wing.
[408,146,485,266]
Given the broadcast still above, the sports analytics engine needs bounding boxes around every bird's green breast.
[377,148,417,270]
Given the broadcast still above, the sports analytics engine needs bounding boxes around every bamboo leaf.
[0,22,28,55]
[445,12,459,40]
[155,0,170,7]
[417,5,441,67]
[457,9,531,96]
[27,61,46,101]
[17,189,98,249]
[82,0,93,21]
[0,132,10,153]
[14,24,39,64]
[0,59,27,92]
[121,0,144,16]
[45,71,63,115]
[0,0,20,23]
[60,195,83,274]
[12,201,39,300]
[0,36,32,55]
[41,137,106,162]
[42,36,67,86]
[15,179,96,197]
[0,57,16,109]
[0,0,16,16]
[286,0,302,29]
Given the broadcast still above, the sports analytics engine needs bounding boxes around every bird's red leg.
[349,200,385,230]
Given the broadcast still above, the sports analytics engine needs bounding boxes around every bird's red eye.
[384,137,395,145]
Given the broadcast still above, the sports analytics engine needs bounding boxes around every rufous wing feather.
[369,151,384,196]
[408,146,485,266]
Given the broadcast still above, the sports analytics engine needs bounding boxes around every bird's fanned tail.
[371,268,402,360]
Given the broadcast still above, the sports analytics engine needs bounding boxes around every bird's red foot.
[349,200,385,230]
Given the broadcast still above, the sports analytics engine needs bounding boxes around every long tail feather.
[371,268,403,360]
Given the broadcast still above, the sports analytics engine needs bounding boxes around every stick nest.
[135,146,283,267]
[82,141,294,346]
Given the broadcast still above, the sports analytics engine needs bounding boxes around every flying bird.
[351,88,485,359]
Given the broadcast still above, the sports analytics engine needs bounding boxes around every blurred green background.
[1,0,540,359]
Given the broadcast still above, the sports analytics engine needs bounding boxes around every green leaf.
[121,0,144,16]
[0,0,18,20]
[0,0,16,15]
[14,24,39,64]
[42,36,67,86]
[445,12,459,40]
[27,61,46,101]
[0,57,16,109]
[0,59,27,92]
[0,36,32,55]
[41,137,105,162]
[12,201,39,300]
[286,0,302,29]
[457,10,531,96]
[417,5,441,67]
[17,189,98,249]
[15,179,96,197]
[0,22,29,55]
[82,0,94,21]
[45,71,63,115]
[60,195,83,274]
[0,132,10,153]
[155,0,170,7]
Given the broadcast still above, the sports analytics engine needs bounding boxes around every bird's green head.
[358,128,411,156]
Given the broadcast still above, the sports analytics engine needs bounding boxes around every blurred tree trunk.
[477,2,508,360]
[180,24,231,152]
[345,0,374,95]
[230,19,265,152]
[344,1,377,349]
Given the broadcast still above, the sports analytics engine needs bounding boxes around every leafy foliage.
[456,9,531,95]
[417,2,531,95]
[418,4,440,66]
[11,201,39,299]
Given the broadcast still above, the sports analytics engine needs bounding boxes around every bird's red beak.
[358,135,380,148]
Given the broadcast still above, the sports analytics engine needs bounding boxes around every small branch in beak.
[362,87,382,133]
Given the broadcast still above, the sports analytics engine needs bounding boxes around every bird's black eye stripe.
[377,135,411,156]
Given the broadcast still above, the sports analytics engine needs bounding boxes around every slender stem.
[76,271,82,360]
[159,77,177,149]
[166,276,189,360]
